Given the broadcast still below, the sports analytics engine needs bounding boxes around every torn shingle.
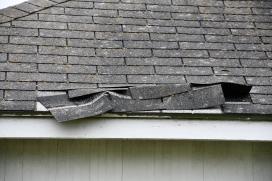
[68,87,130,99]
[129,84,191,100]
[49,93,113,122]
[163,84,225,110]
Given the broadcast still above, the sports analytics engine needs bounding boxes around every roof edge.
[0,111,272,122]
[0,0,69,24]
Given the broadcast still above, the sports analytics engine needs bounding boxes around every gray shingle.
[68,39,123,48]
[0,72,5,80]
[0,81,36,90]
[147,5,198,13]
[0,27,38,36]
[126,58,182,66]
[177,27,230,35]
[39,14,94,23]
[119,10,171,19]
[127,75,186,84]
[0,63,37,72]
[58,1,94,8]
[94,17,146,25]
[183,58,240,67]
[98,66,154,74]
[39,64,97,74]
[246,77,272,85]
[151,33,204,42]
[94,2,146,10]
[251,94,272,105]
[65,8,117,17]
[10,36,66,46]
[173,0,223,6]
[121,0,171,5]
[205,35,261,44]
[39,46,95,56]
[37,82,97,90]
[209,50,266,59]
[69,74,127,83]
[12,20,67,29]
[68,56,125,65]
[96,49,152,57]
[40,29,95,39]
[156,66,213,76]
[0,101,35,111]
[5,90,36,101]
[124,41,178,49]
[123,25,175,33]
[179,42,235,50]
[214,67,272,76]
[69,23,122,32]
[9,54,67,64]
[96,32,149,41]
[0,53,7,62]
[0,44,37,53]
[153,50,209,58]
[186,76,246,84]
[251,86,272,94]
[7,72,67,82]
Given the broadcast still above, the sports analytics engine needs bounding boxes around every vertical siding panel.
[55,140,90,181]
[203,142,253,181]
[253,142,272,181]
[153,141,204,181]
[4,140,24,181]
[122,141,155,181]
[22,140,57,181]
[89,140,122,181]
[0,140,6,181]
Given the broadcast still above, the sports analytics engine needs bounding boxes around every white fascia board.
[0,116,272,141]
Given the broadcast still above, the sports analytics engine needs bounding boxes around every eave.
[0,111,271,141]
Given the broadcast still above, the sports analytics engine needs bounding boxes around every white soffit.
[0,117,272,141]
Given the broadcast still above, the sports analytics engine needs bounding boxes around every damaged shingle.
[109,92,163,112]
[50,93,113,122]
[163,84,225,110]
[37,83,253,122]
[129,84,191,99]
[68,87,130,98]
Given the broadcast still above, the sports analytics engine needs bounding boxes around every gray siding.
[0,140,271,181]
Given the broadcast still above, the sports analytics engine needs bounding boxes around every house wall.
[0,140,271,181]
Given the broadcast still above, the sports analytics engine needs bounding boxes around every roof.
[0,0,272,119]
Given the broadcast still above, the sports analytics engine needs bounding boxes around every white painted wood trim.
[0,117,272,141]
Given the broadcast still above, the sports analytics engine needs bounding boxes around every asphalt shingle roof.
[0,0,272,115]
